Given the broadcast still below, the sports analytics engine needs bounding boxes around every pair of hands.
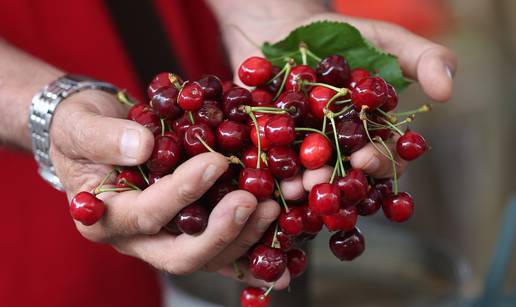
[49,13,456,289]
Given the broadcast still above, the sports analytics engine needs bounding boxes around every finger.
[302,165,334,191]
[217,260,291,290]
[204,199,280,271]
[280,174,306,201]
[350,139,408,179]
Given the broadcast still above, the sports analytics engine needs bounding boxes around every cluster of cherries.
[69,47,429,307]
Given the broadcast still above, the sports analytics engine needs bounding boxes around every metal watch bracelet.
[28,74,119,191]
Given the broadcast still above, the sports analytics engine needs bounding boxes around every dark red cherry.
[381,84,398,112]
[178,81,204,111]
[70,192,106,226]
[336,169,369,207]
[251,89,274,107]
[173,202,209,235]
[148,172,162,185]
[287,248,307,279]
[205,181,237,209]
[285,64,317,92]
[116,169,147,190]
[241,146,260,169]
[223,87,252,122]
[309,183,341,215]
[149,87,182,119]
[198,74,223,101]
[336,117,368,155]
[267,146,300,180]
[316,55,350,87]
[396,130,428,161]
[278,206,305,236]
[382,192,414,222]
[133,107,161,135]
[238,56,273,86]
[216,120,249,153]
[250,115,273,151]
[322,206,358,232]
[374,178,393,198]
[357,188,382,216]
[171,113,193,137]
[351,76,388,111]
[329,227,365,261]
[146,135,181,175]
[147,72,182,99]
[308,86,338,120]
[259,66,282,95]
[183,123,215,156]
[299,133,332,169]
[248,244,287,282]
[239,168,275,199]
[349,68,370,88]
[274,91,308,124]
[163,219,182,235]
[193,101,224,128]
[262,226,293,251]
[301,204,323,234]
[240,287,270,307]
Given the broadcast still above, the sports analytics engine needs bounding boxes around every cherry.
[171,113,193,137]
[299,133,332,170]
[148,172,162,185]
[336,116,368,154]
[178,81,204,111]
[262,226,293,251]
[223,87,252,122]
[251,89,274,107]
[194,101,224,128]
[351,76,388,111]
[309,183,340,215]
[259,66,282,95]
[322,206,358,232]
[381,84,398,112]
[173,202,209,235]
[329,227,365,261]
[238,56,273,86]
[286,248,307,279]
[164,219,182,235]
[357,188,382,216]
[316,55,350,87]
[149,87,183,119]
[116,169,147,190]
[216,120,249,153]
[396,130,428,161]
[70,192,106,226]
[198,74,223,101]
[308,86,338,120]
[128,103,150,121]
[374,178,393,198]
[336,169,368,207]
[265,114,296,146]
[250,115,273,151]
[274,91,308,124]
[266,146,300,180]
[240,287,270,307]
[205,181,237,208]
[301,204,323,234]
[146,135,181,175]
[147,72,182,99]
[241,146,260,169]
[248,244,287,282]
[133,107,161,135]
[218,164,239,182]
[349,68,370,88]
[382,192,414,223]
[183,123,216,156]
[278,206,305,236]
[285,64,317,92]
[239,168,275,199]
[222,80,236,95]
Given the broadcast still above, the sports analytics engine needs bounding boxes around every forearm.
[0,39,62,149]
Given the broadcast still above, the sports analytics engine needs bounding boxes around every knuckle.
[177,184,200,204]
[134,209,162,235]
[213,235,231,251]
[234,238,256,252]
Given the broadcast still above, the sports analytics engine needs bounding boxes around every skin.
[0,0,456,290]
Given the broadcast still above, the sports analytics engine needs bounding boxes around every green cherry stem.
[330,116,346,176]
[196,135,245,167]
[322,90,348,134]
[333,105,354,117]
[299,42,308,65]
[243,105,288,115]
[137,165,150,185]
[94,187,134,195]
[379,117,404,136]
[268,64,288,85]
[232,261,244,279]
[116,90,136,107]
[160,118,166,136]
[94,168,116,194]
[305,49,322,62]
[329,158,340,183]
[271,222,280,249]
[377,137,398,195]
[120,180,142,191]
[394,104,431,117]
[195,135,216,153]
[274,60,293,100]
[334,98,352,105]
[294,127,331,142]
[376,108,397,123]
[303,81,342,93]
[263,284,275,297]
[248,112,261,169]
[360,107,394,161]
[274,178,290,212]
[188,111,195,125]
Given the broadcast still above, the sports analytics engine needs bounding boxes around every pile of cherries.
[70,48,429,307]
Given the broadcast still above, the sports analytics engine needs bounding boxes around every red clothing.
[0,1,229,306]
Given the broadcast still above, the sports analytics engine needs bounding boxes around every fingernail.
[445,65,453,80]
[255,218,271,232]
[203,164,221,184]
[120,129,141,160]
[363,156,381,173]
[234,207,252,225]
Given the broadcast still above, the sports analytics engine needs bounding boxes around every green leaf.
[261,21,410,92]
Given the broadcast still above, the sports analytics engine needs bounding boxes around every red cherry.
[223,87,252,122]
[116,169,147,190]
[396,130,428,161]
[286,248,307,279]
[278,206,305,236]
[193,100,224,128]
[308,85,338,120]
[238,56,273,86]
[222,80,236,95]
[239,168,275,199]
[357,188,382,216]
[171,113,193,137]
[335,116,368,155]
[248,244,287,282]
[309,183,340,215]
[128,103,149,121]
[285,64,317,92]
[349,68,370,88]
[69,192,106,226]
[274,91,309,124]
[351,76,388,111]
[322,206,358,232]
[374,178,393,198]
[299,133,332,169]
[205,181,237,209]
[173,202,209,235]
[250,115,272,151]
[147,72,182,99]
[216,120,249,153]
[133,107,161,135]
[329,227,365,261]
[178,81,204,111]
[381,84,398,112]
[261,226,293,251]
[149,87,182,119]
[183,123,216,156]
[198,74,223,101]
[336,169,369,207]
[148,172,162,185]
[316,55,350,87]
[240,287,270,307]
[251,89,274,107]
[146,135,181,175]
[258,66,282,95]
[301,204,323,234]
[266,146,300,180]
[382,192,414,222]
[241,146,260,169]
[265,114,296,146]
[164,219,182,235]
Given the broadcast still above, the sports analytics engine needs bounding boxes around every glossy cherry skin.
[329,227,365,261]
[309,183,341,215]
[178,81,204,111]
[316,55,350,87]
[308,86,339,120]
[183,123,216,156]
[205,181,237,209]
[265,114,296,146]
[381,84,398,112]
[128,103,149,121]
[149,86,182,119]
[216,120,249,153]
[198,74,223,101]
[299,133,333,169]
[278,206,305,236]
[148,172,162,185]
[133,107,161,135]
[301,204,324,234]
[382,192,414,222]
[287,248,307,279]
[250,115,273,151]
[266,146,300,180]
[173,202,209,235]
[70,192,106,226]
[147,72,182,99]
[285,64,317,92]
[194,100,224,128]
[222,80,236,94]
[240,287,270,307]
[357,188,382,216]
[351,76,388,111]
[274,91,309,124]
[249,244,287,282]
[262,226,293,251]
[396,130,428,161]
[116,169,147,190]
[241,146,260,169]
[259,66,282,95]
[322,206,358,232]
[251,89,274,107]
[146,135,181,175]
[336,169,369,207]
[336,117,368,155]
[349,68,370,88]
[223,87,252,122]
[239,168,275,199]
[238,56,273,86]
[374,178,393,198]
[171,114,193,137]
[163,219,182,235]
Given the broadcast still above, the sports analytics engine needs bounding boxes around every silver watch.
[28,74,119,191]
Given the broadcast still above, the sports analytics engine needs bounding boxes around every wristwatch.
[28,75,119,191]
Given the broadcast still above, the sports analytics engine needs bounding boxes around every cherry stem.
[330,117,346,176]
[329,158,340,183]
[299,42,308,65]
[94,187,134,194]
[376,137,398,195]
[264,284,275,297]
[274,178,290,212]
[228,155,245,167]
[137,165,150,185]
[95,168,116,194]
[168,74,182,91]
[160,118,166,136]
[294,127,331,142]
[120,180,142,191]
[305,49,322,62]
[379,117,404,136]
[333,105,354,117]
[360,107,395,161]
[394,104,431,117]
[243,105,288,115]
[268,64,288,85]
[274,60,293,100]
[248,112,261,169]
[376,109,397,123]
[188,111,195,125]
[322,90,348,134]
[232,261,244,279]
[226,23,260,49]
[303,81,343,93]
[195,135,216,153]
[116,90,136,107]
[271,223,280,249]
